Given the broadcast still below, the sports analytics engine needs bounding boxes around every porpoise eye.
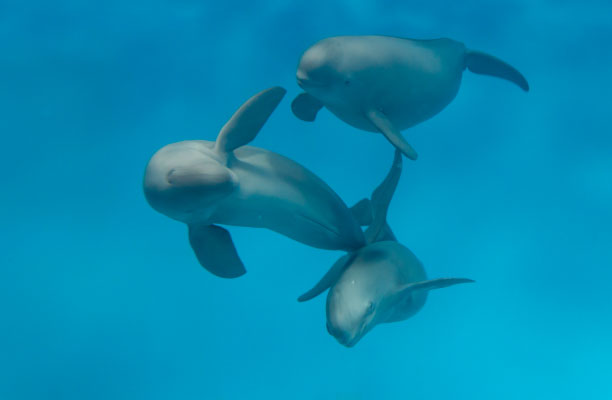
[366,302,375,315]
[344,79,351,86]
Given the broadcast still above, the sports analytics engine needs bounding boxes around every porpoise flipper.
[215,86,286,153]
[298,254,356,302]
[364,149,402,243]
[465,50,529,92]
[188,224,246,278]
[365,110,418,160]
[399,278,475,294]
[291,92,324,122]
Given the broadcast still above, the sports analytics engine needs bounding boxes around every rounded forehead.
[335,241,425,291]
[150,141,219,166]
[326,279,371,324]
[344,244,399,279]
[311,37,343,52]
[330,259,394,308]
[300,38,343,68]
[144,140,222,187]
[156,140,215,156]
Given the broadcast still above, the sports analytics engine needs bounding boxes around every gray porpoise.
[143,87,365,278]
[292,35,529,160]
[298,150,473,347]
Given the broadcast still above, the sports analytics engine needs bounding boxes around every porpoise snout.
[296,71,327,89]
[296,70,307,87]
[143,142,238,223]
[326,322,359,348]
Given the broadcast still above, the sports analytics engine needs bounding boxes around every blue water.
[2,1,611,399]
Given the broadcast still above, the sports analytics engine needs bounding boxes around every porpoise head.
[325,246,405,347]
[296,37,361,105]
[297,150,473,347]
[324,241,432,347]
[143,141,238,224]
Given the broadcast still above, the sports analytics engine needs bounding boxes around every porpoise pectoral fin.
[298,253,356,302]
[291,92,323,122]
[399,278,475,295]
[465,50,529,92]
[365,109,418,160]
[364,149,402,244]
[350,198,373,226]
[188,224,246,278]
[215,86,286,154]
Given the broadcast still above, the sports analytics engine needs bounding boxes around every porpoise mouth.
[328,324,361,348]
[336,332,360,348]
[296,75,327,89]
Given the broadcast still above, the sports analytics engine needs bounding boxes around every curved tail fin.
[465,50,529,92]
[364,149,402,244]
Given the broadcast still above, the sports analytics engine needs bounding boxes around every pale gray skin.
[292,35,529,160]
[299,150,473,347]
[326,241,428,347]
[143,87,365,278]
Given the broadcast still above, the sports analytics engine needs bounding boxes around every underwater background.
[1,0,611,399]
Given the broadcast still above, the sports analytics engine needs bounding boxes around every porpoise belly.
[325,104,379,133]
[386,39,466,130]
[327,36,467,133]
[385,67,463,130]
[208,146,365,251]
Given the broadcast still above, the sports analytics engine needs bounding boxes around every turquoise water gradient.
[1,1,611,399]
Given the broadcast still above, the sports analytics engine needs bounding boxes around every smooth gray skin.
[324,242,473,347]
[292,35,529,160]
[326,241,428,347]
[143,87,365,278]
[298,150,473,347]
